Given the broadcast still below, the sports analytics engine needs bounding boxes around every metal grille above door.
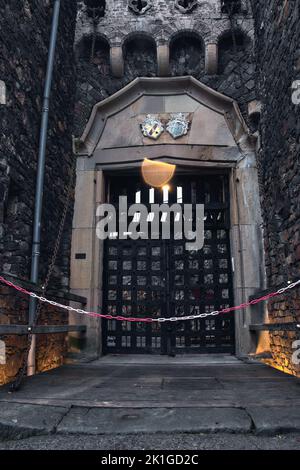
[102,173,235,354]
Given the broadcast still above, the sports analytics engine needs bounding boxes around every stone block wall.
[0,285,28,385]
[0,281,68,385]
[0,0,77,384]
[74,0,256,136]
[252,0,300,375]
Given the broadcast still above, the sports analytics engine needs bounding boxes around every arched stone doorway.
[70,76,265,358]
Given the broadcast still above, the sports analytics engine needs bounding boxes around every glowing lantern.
[141,158,176,188]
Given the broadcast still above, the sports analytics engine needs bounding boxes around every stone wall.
[3,0,299,381]
[74,0,256,136]
[0,0,77,384]
[0,280,69,385]
[252,0,300,375]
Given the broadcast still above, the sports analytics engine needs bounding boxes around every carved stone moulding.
[128,0,152,15]
[175,0,198,14]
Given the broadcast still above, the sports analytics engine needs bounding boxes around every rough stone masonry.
[252,0,300,375]
[0,0,300,384]
[74,0,256,136]
[0,0,77,384]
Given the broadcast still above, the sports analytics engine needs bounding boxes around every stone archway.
[70,76,265,358]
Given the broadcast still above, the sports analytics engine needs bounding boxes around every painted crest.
[166,113,190,139]
[141,115,164,140]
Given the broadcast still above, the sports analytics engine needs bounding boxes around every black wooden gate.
[102,173,235,354]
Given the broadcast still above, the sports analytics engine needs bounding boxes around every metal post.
[27,0,61,376]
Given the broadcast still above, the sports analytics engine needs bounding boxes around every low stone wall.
[0,280,69,386]
[265,292,300,376]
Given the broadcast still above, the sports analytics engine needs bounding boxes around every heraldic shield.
[166,113,190,139]
[141,115,164,140]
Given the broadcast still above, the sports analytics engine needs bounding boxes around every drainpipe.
[27,0,61,376]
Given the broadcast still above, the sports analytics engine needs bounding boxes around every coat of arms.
[141,115,164,140]
[166,113,190,139]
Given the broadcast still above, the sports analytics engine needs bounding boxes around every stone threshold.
[1,402,300,440]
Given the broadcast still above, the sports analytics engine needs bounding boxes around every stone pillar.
[157,44,170,77]
[69,164,105,358]
[229,153,266,357]
[110,45,124,78]
[205,43,218,75]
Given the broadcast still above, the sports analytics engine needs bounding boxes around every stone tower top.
[74,0,255,136]
[76,0,253,48]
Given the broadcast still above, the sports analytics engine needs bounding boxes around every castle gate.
[70,77,264,358]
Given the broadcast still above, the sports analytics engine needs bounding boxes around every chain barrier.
[1,275,300,324]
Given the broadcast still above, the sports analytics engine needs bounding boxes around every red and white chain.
[0,275,300,324]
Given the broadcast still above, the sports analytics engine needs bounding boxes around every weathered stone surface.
[247,406,300,435]
[0,287,70,385]
[0,358,299,437]
[0,402,69,440]
[0,1,77,384]
[252,0,300,376]
[74,0,255,136]
[57,406,252,435]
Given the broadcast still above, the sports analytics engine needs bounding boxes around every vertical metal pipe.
[27,0,61,376]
